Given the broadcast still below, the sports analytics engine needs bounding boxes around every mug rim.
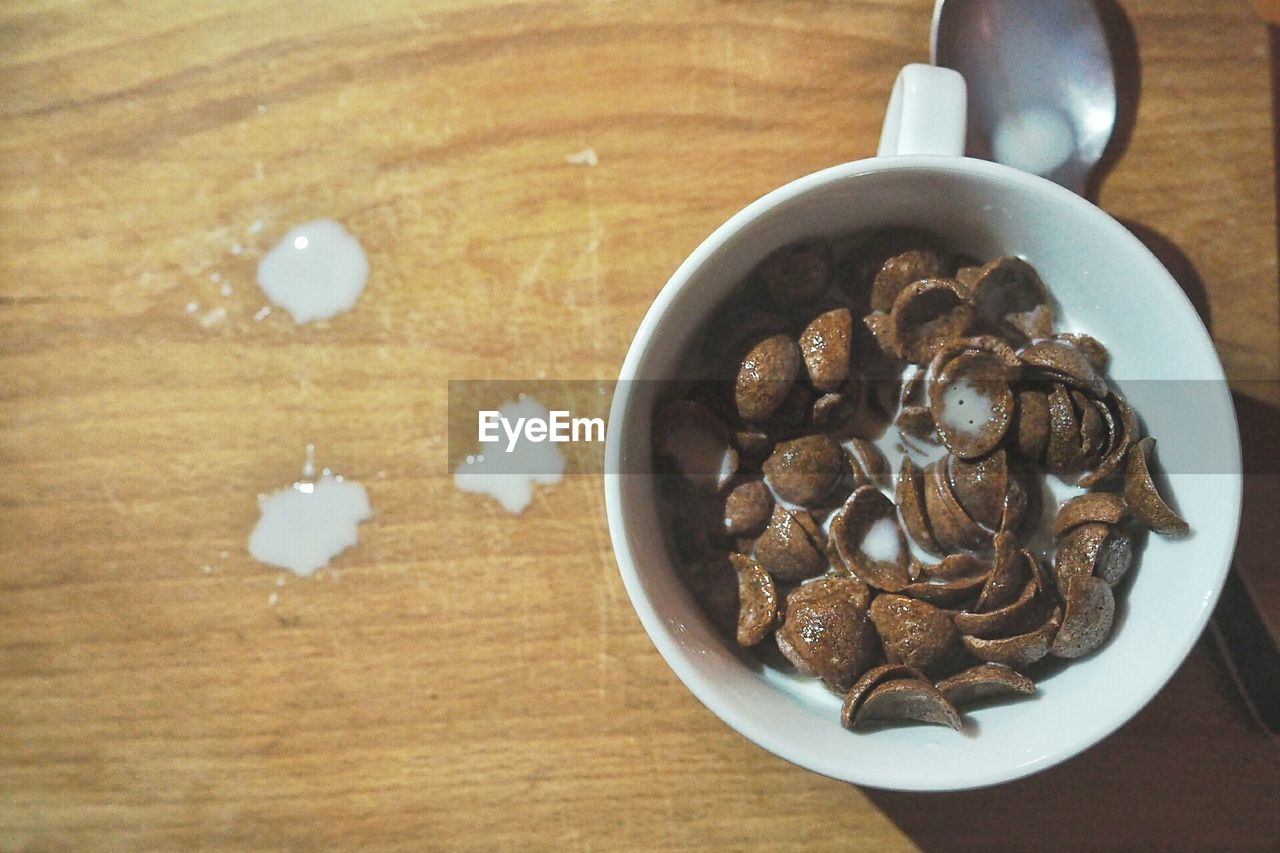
[603,153,1243,790]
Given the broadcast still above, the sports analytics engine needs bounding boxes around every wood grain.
[0,1,1275,849]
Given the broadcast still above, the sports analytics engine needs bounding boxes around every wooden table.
[2,1,1277,848]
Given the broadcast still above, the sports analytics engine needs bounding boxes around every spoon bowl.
[931,0,1117,194]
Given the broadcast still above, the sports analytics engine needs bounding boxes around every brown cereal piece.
[871,249,943,313]
[1052,521,1108,589]
[799,307,854,392]
[953,578,1041,639]
[753,505,828,582]
[1045,383,1086,475]
[948,450,1010,531]
[727,553,780,647]
[758,240,833,308]
[830,486,911,592]
[1124,437,1189,536]
[900,365,927,407]
[735,333,801,422]
[1052,521,1133,590]
[936,663,1036,707]
[970,256,1054,339]
[1093,529,1134,587]
[852,679,963,730]
[974,531,1025,612]
[1014,389,1051,462]
[917,553,989,580]
[1022,548,1055,603]
[764,382,815,437]
[1051,492,1129,538]
[927,334,1022,375]
[653,400,739,493]
[862,311,898,360]
[954,265,982,291]
[897,405,939,443]
[961,605,1063,668]
[869,594,963,676]
[1090,397,1118,458]
[1055,332,1110,373]
[1050,574,1115,658]
[898,573,987,608]
[929,350,1015,459]
[888,278,976,364]
[924,459,993,553]
[840,664,928,729]
[776,578,880,691]
[1020,339,1109,398]
[722,480,774,536]
[733,428,773,460]
[812,391,857,432]
[870,372,903,419]
[896,458,942,556]
[842,440,886,490]
[998,472,1031,536]
[1073,390,1107,466]
[1078,391,1139,487]
[763,435,845,506]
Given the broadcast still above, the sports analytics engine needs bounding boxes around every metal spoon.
[931,0,1116,196]
[931,0,1279,735]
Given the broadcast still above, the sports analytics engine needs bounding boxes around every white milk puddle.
[248,446,373,575]
[454,395,565,513]
[257,219,369,323]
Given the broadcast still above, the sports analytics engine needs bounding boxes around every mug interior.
[605,156,1241,790]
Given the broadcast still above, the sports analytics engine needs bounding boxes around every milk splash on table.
[248,446,373,575]
[454,395,565,513]
[256,219,369,323]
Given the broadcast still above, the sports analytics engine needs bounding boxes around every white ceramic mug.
[604,64,1241,791]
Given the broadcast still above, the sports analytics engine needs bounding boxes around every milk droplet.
[565,147,599,166]
[199,306,228,328]
[248,474,373,575]
[453,396,565,514]
[256,220,369,323]
[992,107,1074,177]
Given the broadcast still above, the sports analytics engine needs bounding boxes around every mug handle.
[877,63,967,157]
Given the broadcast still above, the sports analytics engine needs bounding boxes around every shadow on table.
[865,633,1280,850]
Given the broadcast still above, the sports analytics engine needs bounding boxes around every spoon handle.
[1208,564,1280,735]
